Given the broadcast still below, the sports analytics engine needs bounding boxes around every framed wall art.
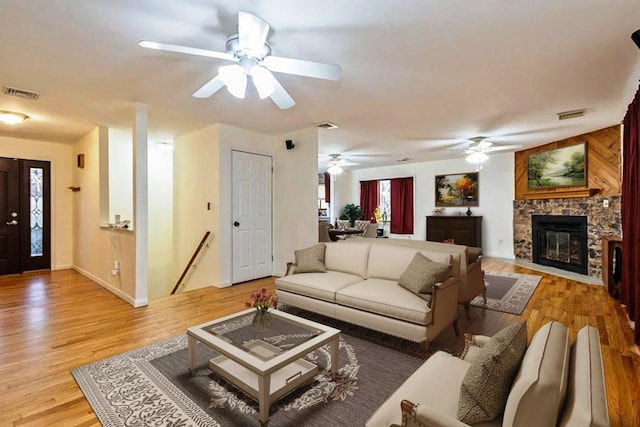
[527,142,586,189]
[435,172,479,207]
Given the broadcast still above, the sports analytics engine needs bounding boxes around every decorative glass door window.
[29,167,44,257]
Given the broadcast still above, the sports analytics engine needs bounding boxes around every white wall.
[174,123,319,290]
[72,127,139,305]
[107,128,134,225]
[147,143,174,298]
[0,135,74,269]
[349,152,515,258]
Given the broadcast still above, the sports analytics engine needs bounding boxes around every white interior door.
[232,150,273,283]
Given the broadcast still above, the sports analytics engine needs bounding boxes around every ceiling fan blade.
[477,140,493,150]
[484,144,523,153]
[262,56,341,81]
[192,75,225,98]
[138,40,236,62]
[269,79,295,109]
[238,11,270,52]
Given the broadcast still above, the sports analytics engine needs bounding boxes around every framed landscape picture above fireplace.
[527,142,586,189]
[435,172,479,207]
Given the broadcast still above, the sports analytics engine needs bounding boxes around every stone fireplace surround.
[513,196,621,279]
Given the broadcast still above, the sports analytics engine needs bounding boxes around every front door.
[0,158,20,274]
[231,150,272,283]
[0,157,51,275]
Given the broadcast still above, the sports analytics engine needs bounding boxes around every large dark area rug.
[71,312,429,426]
[470,270,542,315]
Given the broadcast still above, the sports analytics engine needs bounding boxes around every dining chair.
[361,223,379,238]
[318,223,332,242]
[354,220,370,230]
[336,219,350,230]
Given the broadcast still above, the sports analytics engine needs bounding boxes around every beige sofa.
[276,241,461,356]
[341,238,485,319]
[367,321,609,427]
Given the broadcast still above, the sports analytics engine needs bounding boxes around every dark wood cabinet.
[426,216,483,248]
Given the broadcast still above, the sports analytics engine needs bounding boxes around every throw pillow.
[458,320,528,424]
[293,243,327,274]
[398,252,451,296]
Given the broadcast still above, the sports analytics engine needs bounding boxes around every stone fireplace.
[531,215,588,275]
[513,196,621,278]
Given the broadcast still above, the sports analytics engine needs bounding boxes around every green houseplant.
[339,203,363,227]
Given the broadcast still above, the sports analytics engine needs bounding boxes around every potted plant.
[339,203,363,227]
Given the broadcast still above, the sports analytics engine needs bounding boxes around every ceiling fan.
[138,11,341,109]
[444,136,522,168]
[325,154,358,174]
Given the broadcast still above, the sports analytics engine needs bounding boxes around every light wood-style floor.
[0,258,638,426]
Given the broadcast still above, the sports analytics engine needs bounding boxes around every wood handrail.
[171,231,211,295]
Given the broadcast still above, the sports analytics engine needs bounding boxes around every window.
[379,180,391,223]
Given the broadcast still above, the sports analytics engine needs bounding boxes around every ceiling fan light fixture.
[465,152,489,164]
[219,65,247,99]
[250,65,276,99]
[0,111,29,125]
[327,164,343,175]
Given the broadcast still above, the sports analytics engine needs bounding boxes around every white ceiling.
[1,1,639,171]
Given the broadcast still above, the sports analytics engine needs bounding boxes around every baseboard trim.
[72,265,145,307]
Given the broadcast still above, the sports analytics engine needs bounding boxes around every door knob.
[6,220,18,225]
[233,221,240,227]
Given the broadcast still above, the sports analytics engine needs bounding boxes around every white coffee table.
[187,308,340,425]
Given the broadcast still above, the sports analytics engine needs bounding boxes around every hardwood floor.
[0,259,638,426]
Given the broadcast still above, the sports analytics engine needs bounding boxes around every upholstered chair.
[336,219,350,229]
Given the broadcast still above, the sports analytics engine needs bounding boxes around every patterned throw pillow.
[398,252,451,296]
[458,321,528,424]
[293,243,327,274]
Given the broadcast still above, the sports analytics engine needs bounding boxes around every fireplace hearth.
[532,215,588,275]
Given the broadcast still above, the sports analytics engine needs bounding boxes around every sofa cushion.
[558,325,609,427]
[366,351,473,427]
[398,252,451,296]
[325,242,371,278]
[366,244,451,281]
[502,321,571,427]
[458,321,528,424]
[275,271,363,303]
[293,243,326,274]
[335,278,432,325]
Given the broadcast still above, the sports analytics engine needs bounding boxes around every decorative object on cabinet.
[527,142,586,189]
[435,172,479,207]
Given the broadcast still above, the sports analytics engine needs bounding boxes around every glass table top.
[200,310,325,361]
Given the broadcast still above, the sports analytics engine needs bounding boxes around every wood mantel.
[522,188,600,200]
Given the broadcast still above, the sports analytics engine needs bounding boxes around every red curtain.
[359,180,379,222]
[390,177,414,234]
[324,172,331,204]
[622,86,640,345]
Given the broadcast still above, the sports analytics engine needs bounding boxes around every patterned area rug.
[71,324,425,426]
[470,270,542,315]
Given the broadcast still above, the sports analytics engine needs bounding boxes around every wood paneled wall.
[514,125,621,200]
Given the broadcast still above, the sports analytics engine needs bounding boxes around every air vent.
[317,121,338,130]
[3,85,40,100]
[556,109,585,121]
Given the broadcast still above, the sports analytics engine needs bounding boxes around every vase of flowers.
[246,288,277,332]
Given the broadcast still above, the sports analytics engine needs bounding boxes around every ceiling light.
[0,111,29,125]
[218,65,247,99]
[465,152,489,170]
[250,65,276,99]
[327,164,343,175]
[465,152,489,164]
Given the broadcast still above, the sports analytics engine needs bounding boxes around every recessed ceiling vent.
[3,85,40,100]
[556,109,585,121]
[317,121,339,130]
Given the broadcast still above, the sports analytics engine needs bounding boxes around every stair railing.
[171,231,211,295]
